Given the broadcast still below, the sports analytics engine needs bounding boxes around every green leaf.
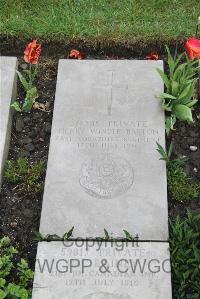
[18,258,28,269]
[156,68,170,91]
[63,227,74,240]
[31,65,38,82]
[22,98,34,112]
[123,230,135,240]
[18,288,29,299]
[160,93,177,100]
[0,290,6,299]
[156,142,167,159]
[33,231,45,241]
[104,229,110,240]
[7,283,20,296]
[173,52,185,70]
[165,115,176,135]
[173,62,185,81]
[11,101,22,112]
[46,234,60,241]
[178,84,194,101]
[165,120,171,136]
[22,70,31,76]
[168,143,174,158]
[22,87,38,112]
[186,99,198,108]
[162,102,172,112]
[16,71,29,92]
[171,80,179,96]
[172,104,193,123]
[26,87,38,100]
[0,279,6,287]
[166,46,175,75]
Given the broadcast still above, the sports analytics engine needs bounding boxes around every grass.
[170,211,200,298]
[4,158,45,194]
[0,0,199,42]
[167,162,200,202]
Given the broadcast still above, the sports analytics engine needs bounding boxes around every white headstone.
[32,241,172,299]
[40,60,168,240]
[0,57,17,190]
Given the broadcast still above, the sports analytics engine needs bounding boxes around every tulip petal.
[185,38,200,60]
[24,40,41,64]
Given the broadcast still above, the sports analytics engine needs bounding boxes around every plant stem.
[174,40,178,60]
[29,64,32,88]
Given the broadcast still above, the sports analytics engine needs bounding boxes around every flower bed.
[0,34,200,298]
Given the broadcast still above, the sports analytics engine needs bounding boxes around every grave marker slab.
[40,60,168,240]
[0,57,17,190]
[32,241,172,299]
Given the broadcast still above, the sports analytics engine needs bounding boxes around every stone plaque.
[32,241,172,298]
[40,60,168,240]
[0,57,17,190]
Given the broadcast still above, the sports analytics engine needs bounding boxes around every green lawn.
[0,0,199,41]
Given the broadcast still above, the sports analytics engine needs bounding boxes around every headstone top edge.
[0,56,18,62]
[58,59,164,64]
[0,56,18,70]
[57,58,164,75]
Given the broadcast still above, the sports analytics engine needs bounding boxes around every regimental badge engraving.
[82,293,131,299]
[79,154,134,199]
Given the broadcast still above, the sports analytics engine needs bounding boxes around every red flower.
[185,37,200,60]
[145,52,159,60]
[24,40,41,64]
[69,49,85,59]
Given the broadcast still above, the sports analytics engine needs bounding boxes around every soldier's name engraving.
[54,120,161,149]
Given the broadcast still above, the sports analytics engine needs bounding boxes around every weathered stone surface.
[32,241,172,299]
[40,60,168,240]
[0,57,18,190]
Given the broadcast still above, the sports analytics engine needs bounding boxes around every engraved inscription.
[79,154,134,199]
[83,293,131,299]
[54,120,161,150]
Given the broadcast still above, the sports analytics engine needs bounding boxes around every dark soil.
[0,35,186,60]
[0,36,200,270]
[0,56,57,268]
[168,114,200,218]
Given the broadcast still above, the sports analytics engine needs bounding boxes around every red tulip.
[69,49,85,59]
[145,52,159,60]
[185,38,200,60]
[24,40,41,64]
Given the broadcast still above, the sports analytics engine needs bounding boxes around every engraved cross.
[92,70,128,115]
